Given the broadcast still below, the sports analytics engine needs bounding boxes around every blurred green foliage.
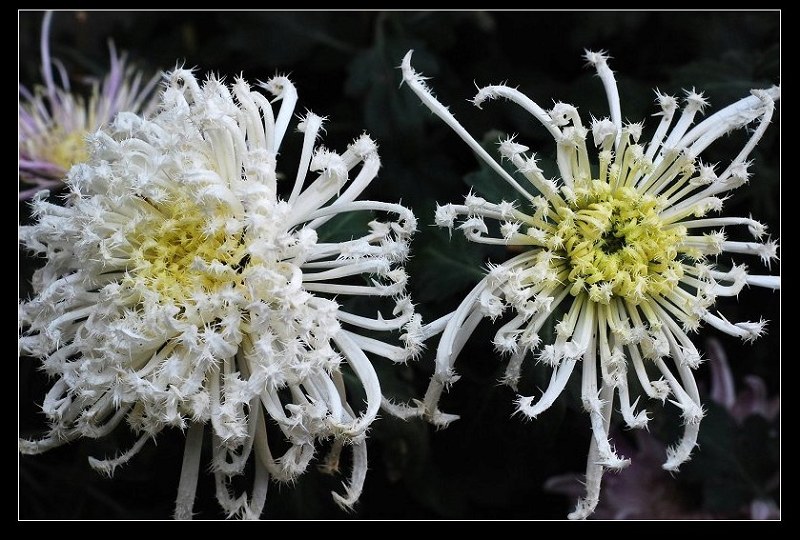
[19,10,779,520]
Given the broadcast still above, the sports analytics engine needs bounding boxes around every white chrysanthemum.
[400,50,779,519]
[19,68,421,519]
[19,11,159,200]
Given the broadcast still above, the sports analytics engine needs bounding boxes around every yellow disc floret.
[127,195,247,302]
[47,129,90,171]
[556,180,685,304]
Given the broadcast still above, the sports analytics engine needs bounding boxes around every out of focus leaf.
[413,228,487,303]
[346,38,439,140]
[315,209,375,243]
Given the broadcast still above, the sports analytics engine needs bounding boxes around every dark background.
[19,10,780,520]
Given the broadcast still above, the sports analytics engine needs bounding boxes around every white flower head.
[19,68,419,519]
[401,49,779,519]
[19,11,160,200]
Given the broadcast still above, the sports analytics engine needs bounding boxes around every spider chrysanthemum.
[19,68,422,519]
[400,50,779,519]
[19,11,159,200]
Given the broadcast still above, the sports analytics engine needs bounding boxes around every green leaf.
[412,227,488,303]
[314,210,375,243]
[345,39,439,140]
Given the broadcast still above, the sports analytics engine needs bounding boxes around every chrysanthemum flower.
[400,50,779,519]
[19,68,421,519]
[19,11,159,200]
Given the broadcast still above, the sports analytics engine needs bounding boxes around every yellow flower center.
[127,195,247,302]
[46,129,90,171]
[556,180,685,304]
